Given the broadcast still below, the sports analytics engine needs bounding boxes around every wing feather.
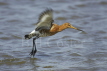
[36,9,54,31]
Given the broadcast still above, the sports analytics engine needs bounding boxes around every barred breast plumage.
[39,29,56,37]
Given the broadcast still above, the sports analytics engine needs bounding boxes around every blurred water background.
[0,0,107,71]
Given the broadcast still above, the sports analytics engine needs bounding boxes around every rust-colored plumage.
[50,23,82,32]
[25,9,84,57]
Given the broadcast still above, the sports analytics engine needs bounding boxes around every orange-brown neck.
[50,23,68,33]
[50,23,85,34]
[58,23,68,32]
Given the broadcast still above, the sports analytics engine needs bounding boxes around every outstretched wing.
[35,9,54,31]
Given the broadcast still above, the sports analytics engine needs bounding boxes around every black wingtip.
[41,8,53,15]
[39,8,53,19]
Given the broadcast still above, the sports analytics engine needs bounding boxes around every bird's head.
[63,23,85,32]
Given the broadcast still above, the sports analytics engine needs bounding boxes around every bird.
[25,9,84,57]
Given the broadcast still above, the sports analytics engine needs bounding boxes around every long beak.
[70,25,85,32]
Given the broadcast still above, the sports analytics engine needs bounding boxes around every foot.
[29,49,37,57]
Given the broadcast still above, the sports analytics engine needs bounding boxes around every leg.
[30,36,39,57]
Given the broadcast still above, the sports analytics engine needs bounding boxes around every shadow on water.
[0,57,39,71]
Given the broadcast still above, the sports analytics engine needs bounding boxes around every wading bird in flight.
[25,9,84,57]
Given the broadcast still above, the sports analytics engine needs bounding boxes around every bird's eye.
[68,24,71,26]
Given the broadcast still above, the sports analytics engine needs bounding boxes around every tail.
[25,34,33,39]
[25,30,37,39]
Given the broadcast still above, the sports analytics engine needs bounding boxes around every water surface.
[0,0,107,71]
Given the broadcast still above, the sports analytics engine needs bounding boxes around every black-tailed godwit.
[25,9,84,57]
